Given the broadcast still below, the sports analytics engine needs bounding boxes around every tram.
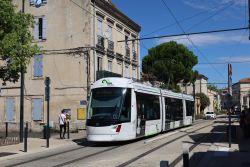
[86,77,194,142]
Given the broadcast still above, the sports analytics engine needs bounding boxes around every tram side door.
[136,93,146,137]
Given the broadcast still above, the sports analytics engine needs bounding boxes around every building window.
[30,0,47,7]
[108,60,112,72]
[33,54,43,77]
[132,66,137,79]
[97,57,103,71]
[97,19,103,36]
[34,16,47,40]
[125,65,129,78]
[125,35,129,48]
[32,98,43,121]
[107,25,112,40]
[5,98,15,122]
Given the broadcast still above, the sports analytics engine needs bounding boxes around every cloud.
[157,33,250,46]
[183,0,245,11]
[216,56,250,62]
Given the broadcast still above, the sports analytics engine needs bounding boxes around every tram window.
[186,100,194,116]
[119,89,131,123]
[165,97,183,121]
[136,92,160,120]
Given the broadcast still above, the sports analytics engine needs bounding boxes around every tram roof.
[92,77,193,100]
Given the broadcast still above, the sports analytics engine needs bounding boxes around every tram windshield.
[87,87,131,126]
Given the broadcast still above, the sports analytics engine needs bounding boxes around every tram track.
[116,121,214,167]
[49,121,214,167]
[4,120,214,167]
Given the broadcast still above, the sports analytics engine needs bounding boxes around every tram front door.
[136,103,145,137]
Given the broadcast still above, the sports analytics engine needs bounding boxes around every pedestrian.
[240,110,246,128]
[244,109,250,138]
[240,110,247,137]
[59,110,66,139]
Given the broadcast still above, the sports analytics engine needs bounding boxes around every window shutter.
[34,18,39,40]
[30,0,34,5]
[32,99,43,121]
[34,54,43,77]
[39,55,43,76]
[42,17,47,40]
[6,98,15,122]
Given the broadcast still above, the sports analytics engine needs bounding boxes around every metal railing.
[97,35,105,49]
[108,40,114,51]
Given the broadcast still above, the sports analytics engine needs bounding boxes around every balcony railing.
[97,35,105,49]
[125,46,130,58]
[132,50,137,61]
[108,40,114,51]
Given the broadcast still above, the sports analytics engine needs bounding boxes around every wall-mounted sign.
[35,0,42,7]
[80,100,87,105]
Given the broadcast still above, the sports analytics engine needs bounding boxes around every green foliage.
[142,41,198,91]
[207,84,220,93]
[196,93,210,111]
[0,0,39,84]
[195,113,204,120]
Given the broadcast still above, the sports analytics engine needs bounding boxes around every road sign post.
[45,77,51,148]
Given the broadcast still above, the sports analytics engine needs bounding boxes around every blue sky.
[112,0,250,88]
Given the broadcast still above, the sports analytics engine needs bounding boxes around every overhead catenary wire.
[186,1,235,31]
[142,0,235,38]
[159,0,227,81]
[118,27,249,42]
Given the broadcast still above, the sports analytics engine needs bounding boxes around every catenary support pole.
[20,0,25,144]
[228,64,232,148]
[248,0,250,40]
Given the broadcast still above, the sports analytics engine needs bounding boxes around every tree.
[208,84,221,93]
[196,93,210,112]
[0,0,39,84]
[142,41,198,91]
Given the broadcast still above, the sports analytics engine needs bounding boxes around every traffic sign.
[45,77,51,101]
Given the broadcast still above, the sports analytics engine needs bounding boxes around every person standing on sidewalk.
[59,110,66,139]
[245,109,250,138]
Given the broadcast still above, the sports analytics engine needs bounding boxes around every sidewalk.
[0,130,86,161]
[191,123,250,167]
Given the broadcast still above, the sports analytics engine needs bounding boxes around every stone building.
[232,78,250,110]
[0,0,141,131]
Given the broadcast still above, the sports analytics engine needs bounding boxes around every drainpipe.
[93,0,96,81]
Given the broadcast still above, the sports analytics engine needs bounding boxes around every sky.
[112,0,250,88]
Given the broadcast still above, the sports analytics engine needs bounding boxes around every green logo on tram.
[101,79,113,86]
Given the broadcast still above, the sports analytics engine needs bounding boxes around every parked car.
[204,111,216,119]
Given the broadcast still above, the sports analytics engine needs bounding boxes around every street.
[0,117,230,167]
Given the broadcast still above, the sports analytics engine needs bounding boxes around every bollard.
[183,143,189,167]
[5,122,8,138]
[67,122,70,139]
[24,122,28,152]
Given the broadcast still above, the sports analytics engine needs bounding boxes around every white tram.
[86,77,194,142]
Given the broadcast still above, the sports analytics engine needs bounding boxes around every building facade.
[179,74,210,115]
[0,0,141,131]
[232,78,250,110]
